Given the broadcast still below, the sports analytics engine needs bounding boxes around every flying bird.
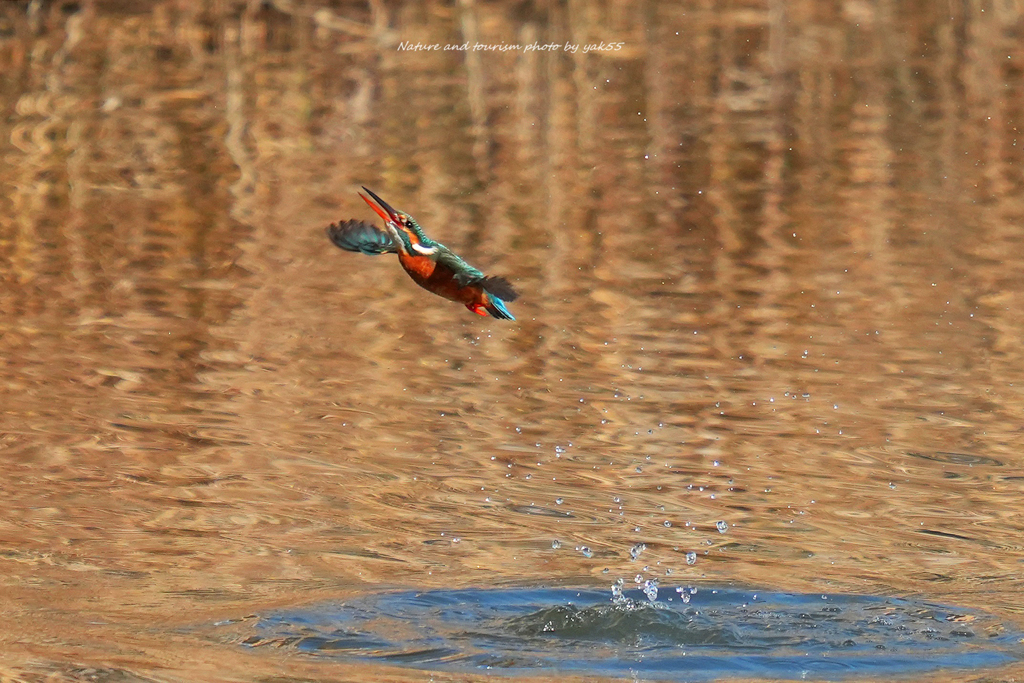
[326,188,518,320]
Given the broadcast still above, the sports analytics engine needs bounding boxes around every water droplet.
[664,520,672,527]
[716,521,729,533]
[577,546,593,558]
[643,579,659,602]
[551,540,561,549]
[630,543,646,561]
[686,552,697,565]
[555,497,564,505]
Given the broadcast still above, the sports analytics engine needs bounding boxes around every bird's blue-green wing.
[326,220,396,255]
[437,247,485,284]
[438,246,519,301]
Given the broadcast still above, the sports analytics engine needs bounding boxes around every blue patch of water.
[237,587,1022,680]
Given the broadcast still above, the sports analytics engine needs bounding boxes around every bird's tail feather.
[485,295,515,321]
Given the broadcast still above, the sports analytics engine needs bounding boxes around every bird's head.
[360,187,437,256]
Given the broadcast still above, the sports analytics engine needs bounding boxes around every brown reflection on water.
[1,1,1023,681]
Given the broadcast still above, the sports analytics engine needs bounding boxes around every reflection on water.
[1,1,1023,682]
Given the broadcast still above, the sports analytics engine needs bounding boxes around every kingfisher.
[326,187,518,320]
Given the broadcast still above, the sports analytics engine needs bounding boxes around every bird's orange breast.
[398,253,436,282]
[398,254,488,307]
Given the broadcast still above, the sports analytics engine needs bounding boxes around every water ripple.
[235,587,1023,680]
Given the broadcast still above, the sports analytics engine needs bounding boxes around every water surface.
[0,1,1023,682]
[237,587,1023,680]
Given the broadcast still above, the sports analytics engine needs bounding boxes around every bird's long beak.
[360,187,401,224]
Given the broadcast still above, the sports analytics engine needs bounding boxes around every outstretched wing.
[326,220,396,255]
[438,248,519,302]
[478,275,518,302]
